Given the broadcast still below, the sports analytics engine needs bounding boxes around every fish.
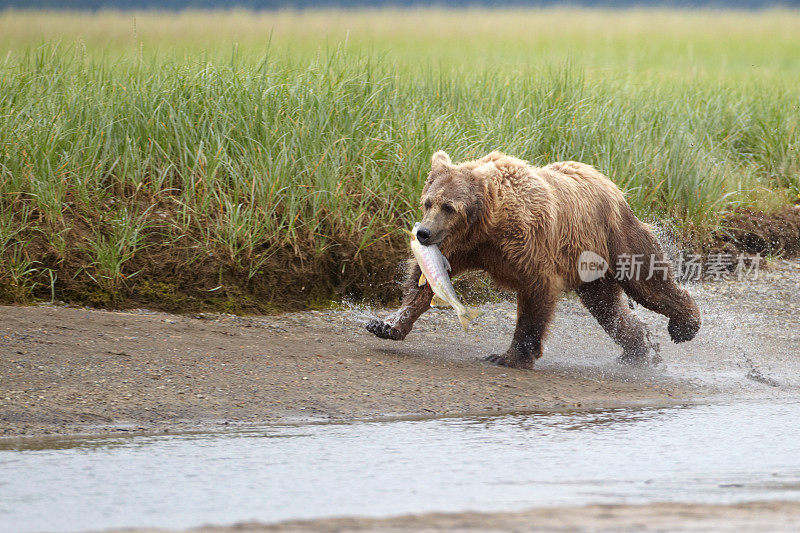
[404,223,483,331]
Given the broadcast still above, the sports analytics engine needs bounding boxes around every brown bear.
[366,150,701,368]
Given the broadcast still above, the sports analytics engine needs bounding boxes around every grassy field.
[1,9,799,310]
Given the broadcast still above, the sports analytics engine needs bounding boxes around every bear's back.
[542,161,625,200]
[525,160,630,286]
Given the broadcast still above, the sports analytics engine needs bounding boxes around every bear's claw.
[617,350,662,367]
[365,319,405,340]
[668,318,701,343]
[483,354,507,366]
[482,353,535,370]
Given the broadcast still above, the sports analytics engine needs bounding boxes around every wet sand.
[1,259,799,438]
[2,260,800,532]
[0,305,687,438]
[128,501,800,532]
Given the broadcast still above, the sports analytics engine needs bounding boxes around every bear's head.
[416,150,493,249]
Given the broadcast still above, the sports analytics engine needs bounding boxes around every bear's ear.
[473,161,499,180]
[431,150,452,171]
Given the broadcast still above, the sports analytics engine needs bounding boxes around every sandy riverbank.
[1,259,798,438]
[118,501,800,532]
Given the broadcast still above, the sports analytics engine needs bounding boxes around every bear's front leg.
[366,261,433,341]
[484,285,557,369]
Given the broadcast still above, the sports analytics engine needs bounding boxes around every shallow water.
[2,400,800,533]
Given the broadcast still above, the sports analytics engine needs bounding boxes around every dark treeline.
[3,0,800,9]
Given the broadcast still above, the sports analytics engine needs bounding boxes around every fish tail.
[431,294,450,308]
[457,306,484,332]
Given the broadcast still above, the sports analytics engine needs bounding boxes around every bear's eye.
[424,200,433,210]
[441,203,455,214]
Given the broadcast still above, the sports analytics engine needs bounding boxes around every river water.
[2,399,800,532]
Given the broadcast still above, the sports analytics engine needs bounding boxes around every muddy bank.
[717,205,800,257]
[1,259,799,438]
[0,306,684,438]
[2,204,799,315]
[120,502,800,532]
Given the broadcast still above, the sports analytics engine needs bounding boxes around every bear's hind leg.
[484,283,557,369]
[619,262,701,344]
[622,276,701,344]
[576,278,652,365]
[610,212,701,344]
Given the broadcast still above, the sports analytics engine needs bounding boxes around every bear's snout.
[416,226,432,244]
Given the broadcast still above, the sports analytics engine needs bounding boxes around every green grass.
[0,9,799,310]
